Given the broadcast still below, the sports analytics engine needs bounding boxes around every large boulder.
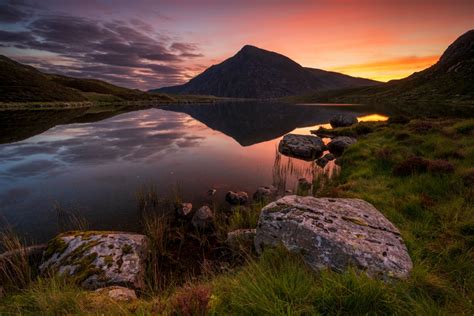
[225,191,249,205]
[329,114,358,128]
[278,134,325,160]
[40,232,149,290]
[327,136,357,156]
[255,196,412,279]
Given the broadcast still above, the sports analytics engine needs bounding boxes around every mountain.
[0,55,172,102]
[152,45,379,98]
[300,29,474,107]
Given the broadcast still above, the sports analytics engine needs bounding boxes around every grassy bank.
[1,118,473,315]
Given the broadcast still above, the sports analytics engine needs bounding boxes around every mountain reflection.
[161,102,370,146]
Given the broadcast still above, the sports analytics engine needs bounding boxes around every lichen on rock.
[255,195,413,280]
[40,231,149,290]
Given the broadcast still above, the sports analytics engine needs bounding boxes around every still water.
[0,102,388,242]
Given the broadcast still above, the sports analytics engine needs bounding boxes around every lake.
[0,101,388,242]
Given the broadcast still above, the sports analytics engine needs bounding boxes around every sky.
[0,0,473,90]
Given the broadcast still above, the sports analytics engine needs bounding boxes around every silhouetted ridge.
[153,45,379,98]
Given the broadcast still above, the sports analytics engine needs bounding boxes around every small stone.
[207,189,217,196]
[253,185,277,202]
[329,114,358,128]
[95,286,137,302]
[298,178,312,191]
[225,191,249,205]
[278,134,325,160]
[176,202,193,217]
[316,157,329,168]
[328,136,357,156]
[226,229,256,251]
[191,206,214,230]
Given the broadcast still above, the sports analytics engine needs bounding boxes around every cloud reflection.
[0,109,204,178]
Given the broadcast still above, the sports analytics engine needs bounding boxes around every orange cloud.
[330,55,440,82]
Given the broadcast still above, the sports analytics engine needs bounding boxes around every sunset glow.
[0,0,472,89]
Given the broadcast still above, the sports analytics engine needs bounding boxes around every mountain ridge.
[153,45,380,98]
[297,30,474,107]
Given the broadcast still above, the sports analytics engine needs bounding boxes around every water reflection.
[0,102,388,242]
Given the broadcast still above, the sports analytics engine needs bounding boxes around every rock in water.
[225,191,249,205]
[327,136,357,156]
[255,195,412,279]
[192,206,214,229]
[176,202,193,217]
[40,232,149,290]
[253,185,278,202]
[95,286,137,302]
[330,114,358,128]
[278,134,325,160]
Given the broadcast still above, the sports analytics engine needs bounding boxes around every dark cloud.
[0,8,202,89]
[0,2,28,23]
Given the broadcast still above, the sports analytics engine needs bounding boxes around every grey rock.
[176,202,193,217]
[192,206,214,229]
[330,114,358,128]
[253,185,278,202]
[226,191,249,205]
[255,195,412,279]
[40,232,149,290]
[278,134,325,160]
[226,229,256,251]
[95,286,137,302]
[328,136,357,156]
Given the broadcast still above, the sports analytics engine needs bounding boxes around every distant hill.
[0,55,172,102]
[299,30,474,106]
[152,45,379,98]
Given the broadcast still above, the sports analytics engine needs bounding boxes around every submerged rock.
[95,286,137,302]
[225,191,249,205]
[329,114,358,128]
[255,195,412,279]
[253,185,278,202]
[40,232,149,290]
[327,136,357,156]
[192,206,214,229]
[278,134,325,160]
[176,202,193,217]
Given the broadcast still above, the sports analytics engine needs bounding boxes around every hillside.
[0,55,172,102]
[296,30,474,107]
[153,45,379,98]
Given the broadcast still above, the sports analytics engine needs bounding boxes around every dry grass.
[0,227,32,291]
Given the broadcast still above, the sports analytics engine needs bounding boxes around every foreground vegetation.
[1,117,473,315]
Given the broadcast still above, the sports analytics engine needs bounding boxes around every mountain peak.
[437,29,474,68]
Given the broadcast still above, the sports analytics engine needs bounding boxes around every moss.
[103,255,113,267]
[43,237,68,259]
[121,244,133,255]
